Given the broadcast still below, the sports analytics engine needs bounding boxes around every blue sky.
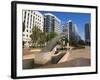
[39,11,91,40]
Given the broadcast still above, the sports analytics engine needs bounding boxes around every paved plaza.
[23,46,91,69]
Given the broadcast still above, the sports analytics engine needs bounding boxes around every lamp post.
[67,24,69,49]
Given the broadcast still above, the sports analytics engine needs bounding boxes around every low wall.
[51,52,66,64]
[23,59,34,69]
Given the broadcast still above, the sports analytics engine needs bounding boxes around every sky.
[39,11,91,40]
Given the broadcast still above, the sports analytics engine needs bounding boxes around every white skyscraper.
[22,10,44,48]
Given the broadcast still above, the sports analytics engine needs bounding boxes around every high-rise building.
[22,10,44,48]
[74,24,81,41]
[63,20,81,42]
[85,23,91,45]
[44,13,61,34]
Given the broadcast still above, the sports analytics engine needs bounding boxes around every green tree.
[38,32,46,47]
[46,32,58,42]
[30,26,42,47]
[30,27,58,48]
[78,40,85,45]
[69,39,77,47]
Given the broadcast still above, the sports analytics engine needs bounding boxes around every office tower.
[22,10,44,48]
[85,23,91,45]
[74,24,81,41]
[44,13,61,34]
[63,20,81,42]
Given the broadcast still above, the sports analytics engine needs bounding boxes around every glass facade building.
[63,20,81,42]
[44,13,61,34]
[85,23,91,45]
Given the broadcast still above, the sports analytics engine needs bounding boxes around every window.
[27,30,28,32]
[34,12,35,15]
[27,12,29,28]
[27,35,28,37]
[24,11,26,23]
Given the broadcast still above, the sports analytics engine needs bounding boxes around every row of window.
[26,30,31,33]
[24,10,42,17]
[33,12,42,19]
[23,15,43,29]
[24,11,42,21]
[23,34,29,37]
[35,21,43,26]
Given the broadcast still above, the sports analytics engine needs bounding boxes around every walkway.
[38,46,91,68]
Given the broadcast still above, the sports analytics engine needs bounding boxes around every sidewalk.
[38,47,91,68]
[67,46,90,61]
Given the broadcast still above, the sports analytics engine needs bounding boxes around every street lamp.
[67,24,69,49]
